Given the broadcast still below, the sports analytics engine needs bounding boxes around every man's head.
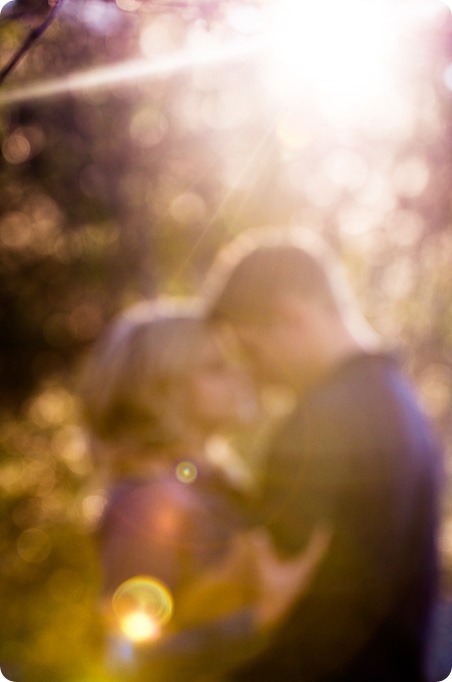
[204,230,373,389]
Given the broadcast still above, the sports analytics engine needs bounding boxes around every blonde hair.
[80,299,210,462]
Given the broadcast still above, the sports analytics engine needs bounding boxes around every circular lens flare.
[112,576,174,643]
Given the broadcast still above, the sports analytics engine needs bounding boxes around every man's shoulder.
[304,351,418,421]
[279,353,396,425]
[312,351,401,399]
[273,351,437,461]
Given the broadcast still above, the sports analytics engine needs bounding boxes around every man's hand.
[252,524,332,629]
[175,525,332,632]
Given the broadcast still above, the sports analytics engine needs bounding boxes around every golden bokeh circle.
[175,461,198,484]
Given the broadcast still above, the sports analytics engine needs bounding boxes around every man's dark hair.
[204,230,345,325]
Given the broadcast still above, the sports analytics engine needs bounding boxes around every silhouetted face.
[232,323,294,384]
[185,334,257,433]
[216,311,309,388]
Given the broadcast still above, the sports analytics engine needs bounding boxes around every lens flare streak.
[0,38,264,107]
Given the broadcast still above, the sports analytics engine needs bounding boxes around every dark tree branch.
[0,0,63,86]
[0,0,254,87]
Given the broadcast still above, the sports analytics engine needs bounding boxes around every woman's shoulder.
[97,472,204,544]
[107,471,197,510]
[102,463,250,531]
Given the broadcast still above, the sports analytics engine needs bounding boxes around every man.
[204,230,443,682]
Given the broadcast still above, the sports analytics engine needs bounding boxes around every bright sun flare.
[262,0,400,123]
[0,0,446,114]
[120,611,160,643]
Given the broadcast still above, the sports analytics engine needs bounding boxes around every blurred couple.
[81,229,443,682]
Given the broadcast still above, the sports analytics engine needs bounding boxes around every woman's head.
[81,299,255,456]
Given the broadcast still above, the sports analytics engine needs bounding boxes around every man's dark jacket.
[232,353,443,682]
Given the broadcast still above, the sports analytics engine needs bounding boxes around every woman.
[80,299,329,680]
